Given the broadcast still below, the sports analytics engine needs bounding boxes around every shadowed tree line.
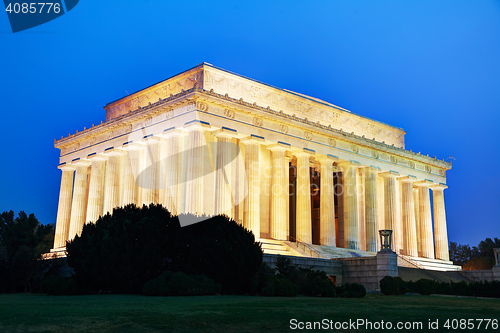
[0,211,55,293]
[449,237,500,270]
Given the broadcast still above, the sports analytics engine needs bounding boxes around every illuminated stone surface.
[51,63,452,266]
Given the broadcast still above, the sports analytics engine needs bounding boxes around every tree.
[449,241,478,266]
[478,238,500,258]
[0,210,55,293]
[66,204,263,294]
[449,237,499,269]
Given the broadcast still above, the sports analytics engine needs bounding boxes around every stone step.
[263,249,291,256]
[399,255,462,271]
[259,238,292,256]
[259,238,285,245]
[261,243,288,251]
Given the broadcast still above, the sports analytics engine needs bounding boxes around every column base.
[42,247,67,259]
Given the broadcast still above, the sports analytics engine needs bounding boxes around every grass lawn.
[0,293,498,332]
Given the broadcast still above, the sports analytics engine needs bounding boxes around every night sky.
[1,1,499,246]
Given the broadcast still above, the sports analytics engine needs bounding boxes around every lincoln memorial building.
[50,63,456,271]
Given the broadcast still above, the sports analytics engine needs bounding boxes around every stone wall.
[263,252,398,292]
[458,269,497,282]
[263,254,343,284]
[337,252,398,292]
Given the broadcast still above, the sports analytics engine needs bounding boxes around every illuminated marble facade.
[50,63,452,264]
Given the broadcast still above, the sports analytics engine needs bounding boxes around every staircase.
[399,266,470,283]
[260,239,292,256]
[398,254,462,271]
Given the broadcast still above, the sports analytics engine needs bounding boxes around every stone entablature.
[56,87,450,180]
[102,63,405,147]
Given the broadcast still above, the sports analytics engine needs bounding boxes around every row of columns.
[53,126,449,262]
[340,164,449,260]
[53,127,189,249]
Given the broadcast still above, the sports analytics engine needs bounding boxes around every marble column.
[400,176,418,257]
[214,128,238,219]
[269,143,289,241]
[103,150,123,215]
[158,138,167,208]
[380,171,400,253]
[162,129,186,215]
[184,122,206,215]
[339,161,360,250]
[141,137,160,206]
[318,155,336,246]
[415,180,435,259]
[53,164,75,249]
[121,143,142,207]
[68,160,91,240]
[413,188,422,256]
[357,168,366,251]
[242,135,262,238]
[296,150,313,244]
[364,166,380,252]
[431,184,449,261]
[85,154,107,224]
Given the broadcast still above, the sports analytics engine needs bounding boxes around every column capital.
[364,165,381,172]
[57,162,75,171]
[183,119,210,130]
[71,158,92,167]
[294,147,315,157]
[87,152,108,161]
[119,141,145,151]
[316,154,338,164]
[159,127,188,138]
[430,183,448,191]
[212,127,238,138]
[102,147,126,156]
[141,135,161,145]
[337,160,361,169]
[268,141,291,152]
[379,170,400,178]
[241,134,265,144]
[398,174,417,183]
[414,179,434,187]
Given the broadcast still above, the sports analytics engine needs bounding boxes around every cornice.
[55,87,451,171]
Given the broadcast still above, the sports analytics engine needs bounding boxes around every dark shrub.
[173,213,263,294]
[256,262,275,293]
[407,279,500,298]
[345,283,366,298]
[395,277,407,295]
[406,280,415,293]
[301,270,336,297]
[380,276,399,295]
[273,257,335,297]
[40,276,77,295]
[261,275,298,297]
[335,284,349,298]
[414,278,437,295]
[336,283,366,298]
[380,276,406,295]
[66,204,262,294]
[143,271,220,296]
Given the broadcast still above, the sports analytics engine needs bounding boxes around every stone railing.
[397,253,425,270]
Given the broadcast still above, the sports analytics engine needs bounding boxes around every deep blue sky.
[1,1,499,246]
